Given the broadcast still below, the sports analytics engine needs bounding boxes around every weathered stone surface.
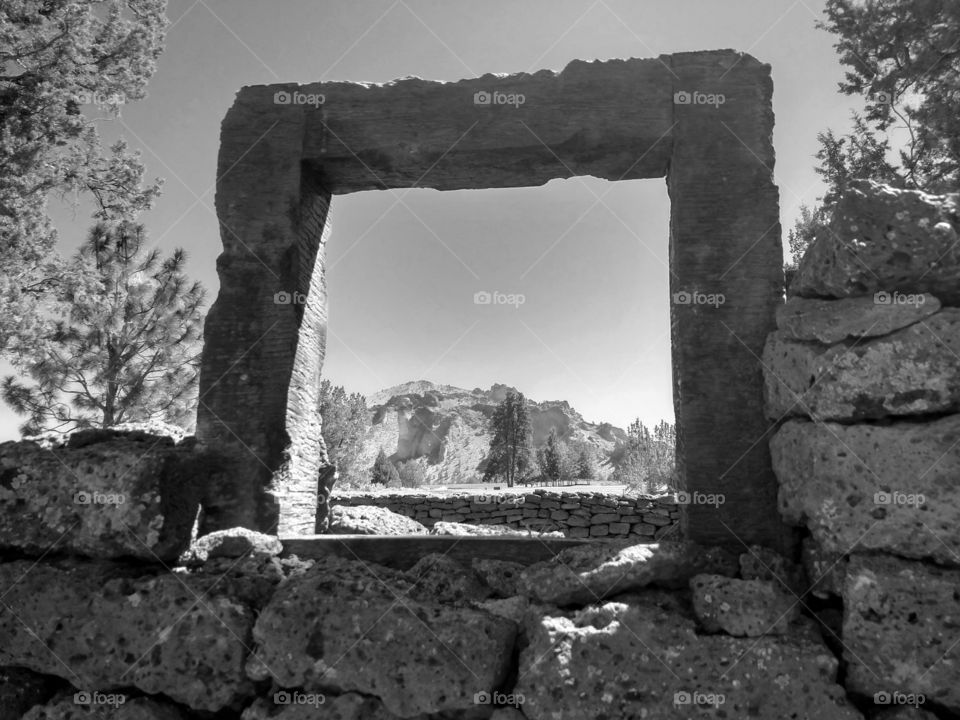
[843,554,960,713]
[329,504,427,535]
[407,553,491,605]
[738,543,804,595]
[472,558,525,598]
[776,294,941,344]
[178,526,282,567]
[22,696,188,720]
[203,50,788,552]
[792,180,960,303]
[872,707,940,719]
[247,556,516,717]
[690,574,799,636]
[763,309,960,421]
[773,416,960,565]
[241,693,404,720]
[0,439,200,562]
[431,521,562,537]
[802,537,847,599]
[0,561,255,712]
[516,594,861,720]
[517,540,738,606]
[0,667,62,720]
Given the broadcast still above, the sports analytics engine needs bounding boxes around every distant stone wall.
[331,490,680,540]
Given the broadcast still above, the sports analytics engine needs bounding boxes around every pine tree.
[0,2,167,345]
[482,391,532,487]
[2,221,205,435]
[371,448,399,486]
[576,447,597,480]
[318,380,369,486]
[537,428,565,486]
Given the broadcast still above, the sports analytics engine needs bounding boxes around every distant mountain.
[354,381,627,485]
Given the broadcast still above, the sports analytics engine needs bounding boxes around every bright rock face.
[843,554,960,714]
[328,504,428,535]
[772,416,960,566]
[791,179,960,303]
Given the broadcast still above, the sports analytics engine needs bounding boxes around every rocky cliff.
[353,381,627,485]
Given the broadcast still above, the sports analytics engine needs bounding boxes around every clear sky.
[1,0,864,439]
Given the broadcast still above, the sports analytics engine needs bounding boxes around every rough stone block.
[516,594,861,719]
[518,540,738,606]
[802,537,847,599]
[330,505,428,535]
[690,574,799,636]
[407,553,491,605]
[763,310,960,421]
[773,416,960,566]
[0,439,200,562]
[472,558,526,598]
[776,295,940,344]
[23,696,190,719]
[607,522,630,535]
[247,556,516,717]
[843,554,960,713]
[0,561,255,712]
[589,524,610,537]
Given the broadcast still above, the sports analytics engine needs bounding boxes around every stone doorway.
[197,50,789,552]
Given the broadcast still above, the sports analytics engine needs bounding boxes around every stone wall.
[331,490,680,540]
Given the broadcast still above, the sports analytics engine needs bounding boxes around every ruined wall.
[331,490,680,540]
[200,50,789,553]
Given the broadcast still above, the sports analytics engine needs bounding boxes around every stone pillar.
[197,87,332,536]
[667,51,793,554]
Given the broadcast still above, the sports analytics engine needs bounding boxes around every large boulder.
[246,556,516,717]
[776,294,940,344]
[791,179,960,303]
[0,438,201,562]
[843,554,960,714]
[0,561,255,712]
[690,574,799,636]
[517,540,738,606]
[178,526,282,567]
[773,416,960,566]
[763,309,960,421]
[516,593,862,719]
[328,504,427,535]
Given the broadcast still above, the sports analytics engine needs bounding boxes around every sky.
[1,0,866,439]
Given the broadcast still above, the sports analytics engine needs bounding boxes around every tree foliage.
[318,380,369,486]
[397,458,427,488]
[611,419,676,494]
[371,448,399,487]
[536,427,565,485]
[2,220,205,435]
[0,1,167,345]
[482,391,532,487]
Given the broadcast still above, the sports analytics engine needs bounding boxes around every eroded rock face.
[22,696,189,720]
[738,544,804,595]
[517,540,738,606]
[792,180,960,303]
[178,526,282,567]
[843,554,960,714]
[775,295,941,344]
[690,574,799,636]
[472,558,526,598]
[241,693,404,720]
[802,537,847,600]
[763,309,960,421]
[406,554,491,605]
[0,561,255,712]
[0,439,200,562]
[247,556,516,717]
[329,504,428,535]
[773,416,960,566]
[516,593,861,720]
